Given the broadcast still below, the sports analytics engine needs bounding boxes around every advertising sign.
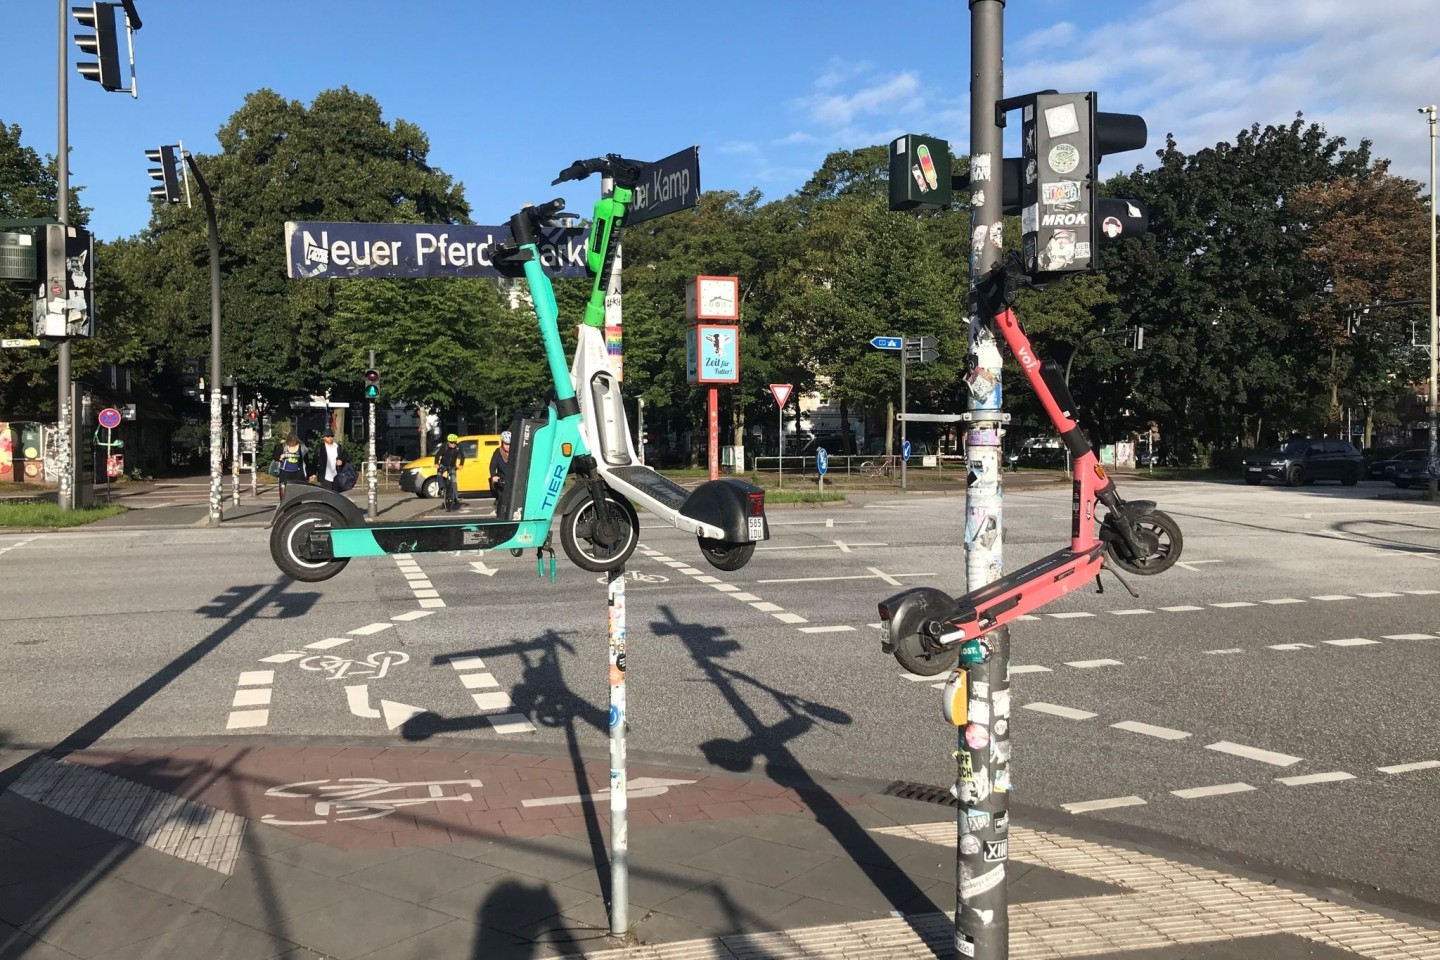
[285,222,591,280]
[687,324,740,384]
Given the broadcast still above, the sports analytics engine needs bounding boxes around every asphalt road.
[5,477,1440,913]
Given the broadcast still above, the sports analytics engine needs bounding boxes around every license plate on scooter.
[748,516,764,541]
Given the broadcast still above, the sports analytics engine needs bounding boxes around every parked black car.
[1242,438,1363,486]
[1391,456,1438,489]
[1367,448,1428,482]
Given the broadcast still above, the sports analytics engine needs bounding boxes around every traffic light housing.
[145,145,183,204]
[31,224,95,339]
[73,3,124,92]
[1125,326,1145,350]
[363,368,380,400]
[1019,92,1148,282]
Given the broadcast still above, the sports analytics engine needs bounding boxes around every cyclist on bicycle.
[435,433,466,511]
[489,430,512,508]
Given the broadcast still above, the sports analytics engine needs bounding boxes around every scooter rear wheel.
[1104,508,1182,576]
[560,492,639,572]
[270,504,350,582]
[698,538,756,571]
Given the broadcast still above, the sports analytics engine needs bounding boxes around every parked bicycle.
[860,455,897,479]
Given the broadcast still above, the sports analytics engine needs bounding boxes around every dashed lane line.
[1111,720,1190,740]
[1205,740,1301,767]
[1278,771,1355,786]
[225,670,275,729]
[1023,702,1098,720]
[1377,760,1440,774]
[1172,782,1256,799]
[1062,795,1147,814]
[1064,658,1123,669]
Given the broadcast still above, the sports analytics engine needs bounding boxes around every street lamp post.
[185,153,224,524]
[1424,105,1438,501]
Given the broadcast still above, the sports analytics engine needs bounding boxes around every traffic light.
[363,368,380,400]
[31,224,94,339]
[1125,326,1145,350]
[145,145,183,204]
[73,3,124,92]
[1019,92,1149,282]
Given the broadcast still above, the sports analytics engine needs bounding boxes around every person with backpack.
[272,433,310,499]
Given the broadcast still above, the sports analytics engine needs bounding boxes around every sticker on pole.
[98,407,121,430]
[902,440,913,462]
[816,448,829,475]
[769,383,792,406]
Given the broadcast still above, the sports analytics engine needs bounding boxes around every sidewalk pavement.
[2,737,1437,960]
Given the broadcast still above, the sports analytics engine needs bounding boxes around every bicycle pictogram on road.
[298,650,409,680]
[259,776,485,825]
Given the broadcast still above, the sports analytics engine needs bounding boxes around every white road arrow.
[520,777,697,808]
[345,684,426,730]
[471,560,499,577]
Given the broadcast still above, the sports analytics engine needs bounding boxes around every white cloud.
[795,71,925,127]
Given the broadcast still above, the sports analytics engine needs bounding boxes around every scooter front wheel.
[270,504,350,582]
[698,537,756,572]
[1105,508,1182,576]
[892,631,960,676]
[560,492,640,572]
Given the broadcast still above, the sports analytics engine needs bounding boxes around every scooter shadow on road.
[649,604,944,927]
[401,630,616,946]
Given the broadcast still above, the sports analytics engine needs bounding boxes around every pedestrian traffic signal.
[1018,92,1148,282]
[73,3,124,92]
[145,145,183,204]
[363,368,380,400]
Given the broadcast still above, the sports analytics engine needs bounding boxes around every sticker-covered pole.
[607,566,629,935]
[368,348,378,519]
[709,387,720,480]
[956,3,1010,959]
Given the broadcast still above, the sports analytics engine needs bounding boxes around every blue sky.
[5,0,1436,242]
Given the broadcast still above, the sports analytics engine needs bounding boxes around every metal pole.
[368,348,378,518]
[901,337,908,489]
[958,4,1010,959]
[606,566,629,935]
[184,154,223,524]
[778,402,784,490]
[231,381,240,506]
[708,387,720,480]
[637,398,644,465]
[1425,104,1438,501]
[56,0,74,511]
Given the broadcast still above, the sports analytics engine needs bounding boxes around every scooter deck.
[608,465,690,511]
[322,517,549,558]
[937,543,1105,643]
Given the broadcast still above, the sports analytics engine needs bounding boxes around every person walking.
[489,430,512,515]
[308,429,351,492]
[272,433,309,499]
[435,433,466,510]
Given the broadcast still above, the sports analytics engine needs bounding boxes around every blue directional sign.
[870,336,903,350]
[902,440,913,462]
[816,448,829,476]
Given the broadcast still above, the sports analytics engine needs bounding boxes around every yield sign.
[770,383,793,406]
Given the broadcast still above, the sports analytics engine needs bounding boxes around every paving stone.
[94,911,298,960]
[447,836,595,884]
[268,887,450,959]
[256,838,411,878]
[554,859,713,913]
[18,878,205,959]
[0,863,109,928]
[681,835,836,888]
[777,857,930,912]
[343,848,497,904]
[197,859,358,927]
[1010,862,1126,903]
[350,918,488,960]
[0,919,83,960]
[650,875,803,933]
[422,874,599,929]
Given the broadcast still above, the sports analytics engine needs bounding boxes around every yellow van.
[399,434,503,499]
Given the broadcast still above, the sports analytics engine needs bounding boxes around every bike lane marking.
[226,670,275,729]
